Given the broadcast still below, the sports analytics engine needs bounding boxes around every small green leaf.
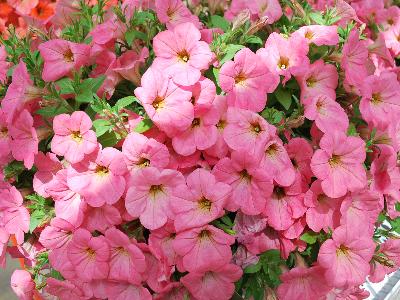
[98,131,119,147]
[244,262,261,273]
[115,96,138,111]
[275,87,292,110]
[93,119,113,137]
[210,15,230,32]
[310,12,325,25]
[300,232,319,244]
[36,105,70,118]
[125,29,147,45]
[347,123,358,136]
[134,119,153,133]
[29,210,46,233]
[261,107,284,125]
[244,35,263,45]
[4,161,25,180]
[55,78,74,94]
[219,44,244,65]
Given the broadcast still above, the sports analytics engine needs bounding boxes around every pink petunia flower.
[318,226,375,287]
[225,0,282,24]
[155,0,201,29]
[170,168,231,231]
[184,76,216,115]
[382,22,400,56]
[180,263,242,300]
[219,48,279,112]
[81,204,122,233]
[51,111,98,164]
[113,48,149,86]
[148,221,180,267]
[134,67,194,136]
[310,131,367,198]
[223,107,276,153]
[303,94,349,134]
[7,0,38,15]
[67,147,127,207]
[212,150,273,215]
[33,152,62,198]
[370,145,400,193]
[152,22,213,86]
[125,167,184,230]
[369,238,400,283]
[0,228,9,268]
[67,228,110,281]
[104,227,146,284]
[38,39,91,82]
[45,278,86,300]
[107,282,152,300]
[10,270,35,300]
[360,72,400,128]
[293,25,339,46]
[257,32,309,82]
[173,225,235,272]
[0,45,10,83]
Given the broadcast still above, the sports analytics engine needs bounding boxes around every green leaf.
[4,161,25,180]
[300,232,319,244]
[220,44,244,65]
[134,119,153,133]
[244,35,263,45]
[125,29,147,45]
[220,215,233,227]
[213,67,220,84]
[210,15,230,32]
[275,87,292,110]
[93,119,113,137]
[98,131,119,147]
[396,202,400,212]
[244,262,261,273]
[36,105,70,118]
[29,210,46,233]
[115,96,138,111]
[347,123,358,136]
[75,76,106,103]
[310,12,325,25]
[55,78,74,94]
[261,107,284,125]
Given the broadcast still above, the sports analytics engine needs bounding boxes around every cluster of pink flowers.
[1,0,400,299]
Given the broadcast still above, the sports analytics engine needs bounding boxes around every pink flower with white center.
[2,61,42,123]
[311,131,367,198]
[81,204,122,233]
[318,226,375,287]
[0,186,30,244]
[67,228,110,281]
[219,48,279,112]
[149,221,180,267]
[38,39,91,82]
[10,270,35,300]
[170,168,231,232]
[223,107,276,152]
[122,132,169,173]
[104,227,146,284]
[173,225,235,272]
[259,138,296,187]
[46,169,86,227]
[304,180,341,233]
[341,30,369,91]
[263,184,306,231]
[257,32,309,83]
[125,167,184,230]
[171,105,219,156]
[155,0,201,29]
[296,59,338,102]
[67,147,127,207]
[33,152,62,198]
[152,22,213,86]
[277,266,331,300]
[134,67,194,137]
[360,72,400,128]
[304,94,349,134]
[9,109,38,169]
[293,25,339,46]
[51,111,98,164]
[107,282,152,300]
[181,264,242,300]
[213,150,273,215]
[340,191,383,236]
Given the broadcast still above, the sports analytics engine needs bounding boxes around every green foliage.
[26,194,54,233]
[134,119,153,133]
[4,161,25,181]
[210,15,231,32]
[261,107,285,125]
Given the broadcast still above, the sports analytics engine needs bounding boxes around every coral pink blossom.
[125,167,184,230]
[225,0,282,24]
[184,76,216,114]
[382,22,400,56]
[51,111,97,164]
[293,25,339,46]
[257,32,309,82]
[0,46,10,83]
[122,132,169,173]
[113,48,149,86]
[81,204,122,233]
[33,152,61,198]
[68,147,127,207]
[153,22,213,86]
[45,278,86,300]
[304,94,349,133]
[259,138,296,187]
[360,72,400,128]
[170,168,231,231]
[0,186,30,244]
[223,107,276,152]
[39,218,75,251]
[173,225,235,272]
[10,270,35,300]
[219,48,279,112]
[296,59,338,102]
[181,264,242,300]
[213,150,273,215]
[105,227,146,284]
[107,282,152,300]
[155,0,200,29]
[7,0,38,15]
[149,221,180,267]
[304,180,341,232]
[277,266,330,300]
[370,145,400,193]
[285,137,314,187]
[134,67,193,136]
[370,239,400,283]
[67,228,110,281]
[311,131,367,198]
[318,226,375,287]
[0,228,9,268]
[38,39,90,82]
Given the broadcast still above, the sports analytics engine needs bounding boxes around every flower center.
[199,229,211,239]
[198,197,212,211]
[239,169,252,183]
[177,49,190,63]
[371,93,382,105]
[137,157,150,168]
[149,184,163,197]
[234,72,247,86]
[152,96,165,110]
[85,247,96,258]
[63,48,74,63]
[278,56,289,70]
[95,165,109,176]
[336,244,349,256]
[70,131,83,143]
[387,18,394,25]
[191,118,201,128]
[304,30,314,40]
[0,127,8,137]
[250,122,262,134]
[328,155,342,167]
[265,143,279,157]
[216,119,226,130]
[274,186,285,199]
[306,76,317,87]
